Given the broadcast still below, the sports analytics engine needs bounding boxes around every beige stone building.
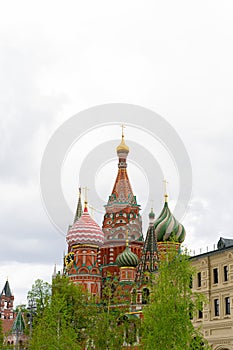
[191,237,233,350]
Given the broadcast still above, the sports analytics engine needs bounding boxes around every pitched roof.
[12,310,25,334]
[1,280,13,297]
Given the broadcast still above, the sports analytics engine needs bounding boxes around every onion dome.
[154,201,186,243]
[116,246,139,267]
[116,127,129,153]
[116,136,129,153]
[67,205,104,248]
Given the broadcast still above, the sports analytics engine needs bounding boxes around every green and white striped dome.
[116,246,139,267]
[154,202,186,243]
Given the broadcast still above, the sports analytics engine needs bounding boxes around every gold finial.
[82,186,89,208]
[126,229,129,247]
[163,179,169,202]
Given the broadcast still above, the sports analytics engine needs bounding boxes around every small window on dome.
[118,233,124,239]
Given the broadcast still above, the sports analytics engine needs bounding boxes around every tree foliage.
[87,310,125,350]
[142,250,210,350]
[0,319,4,348]
[27,279,51,318]
[87,275,137,349]
[29,276,95,350]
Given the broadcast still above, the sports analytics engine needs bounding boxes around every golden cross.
[163,179,169,202]
[121,124,125,138]
[150,199,154,210]
[82,186,89,203]
[126,229,129,247]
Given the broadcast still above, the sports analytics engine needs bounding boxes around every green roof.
[12,310,25,334]
[1,280,13,297]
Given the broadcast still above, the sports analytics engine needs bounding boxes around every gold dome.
[116,135,129,152]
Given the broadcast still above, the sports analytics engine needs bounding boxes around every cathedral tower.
[135,208,158,283]
[65,192,104,298]
[100,128,143,277]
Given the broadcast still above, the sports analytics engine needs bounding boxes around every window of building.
[225,297,230,315]
[224,265,228,282]
[198,302,203,319]
[213,268,218,284]
[189,276,193,289]
[214,299,220,316]
[197,272,201,287]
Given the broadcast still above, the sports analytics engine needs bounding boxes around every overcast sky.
[0,1,233,305]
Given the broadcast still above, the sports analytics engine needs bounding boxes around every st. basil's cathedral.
[64,130,186,307]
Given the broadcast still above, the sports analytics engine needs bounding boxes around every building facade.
[191,238,233,350]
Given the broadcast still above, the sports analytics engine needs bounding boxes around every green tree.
[0,319,4,348]
[29,276,95,350]
[142,250,210,350]
[27,279,51,318]
[87,276,132,349]
[88,310,125,350]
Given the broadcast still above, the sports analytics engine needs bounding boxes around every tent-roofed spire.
[1,279,13,297]
[74,187,83,223]
[12,309,25,334]
[108,127,136,206]
[102,127,143,244]
[135,208,158,283]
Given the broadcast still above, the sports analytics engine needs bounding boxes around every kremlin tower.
[0,280,14,322]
